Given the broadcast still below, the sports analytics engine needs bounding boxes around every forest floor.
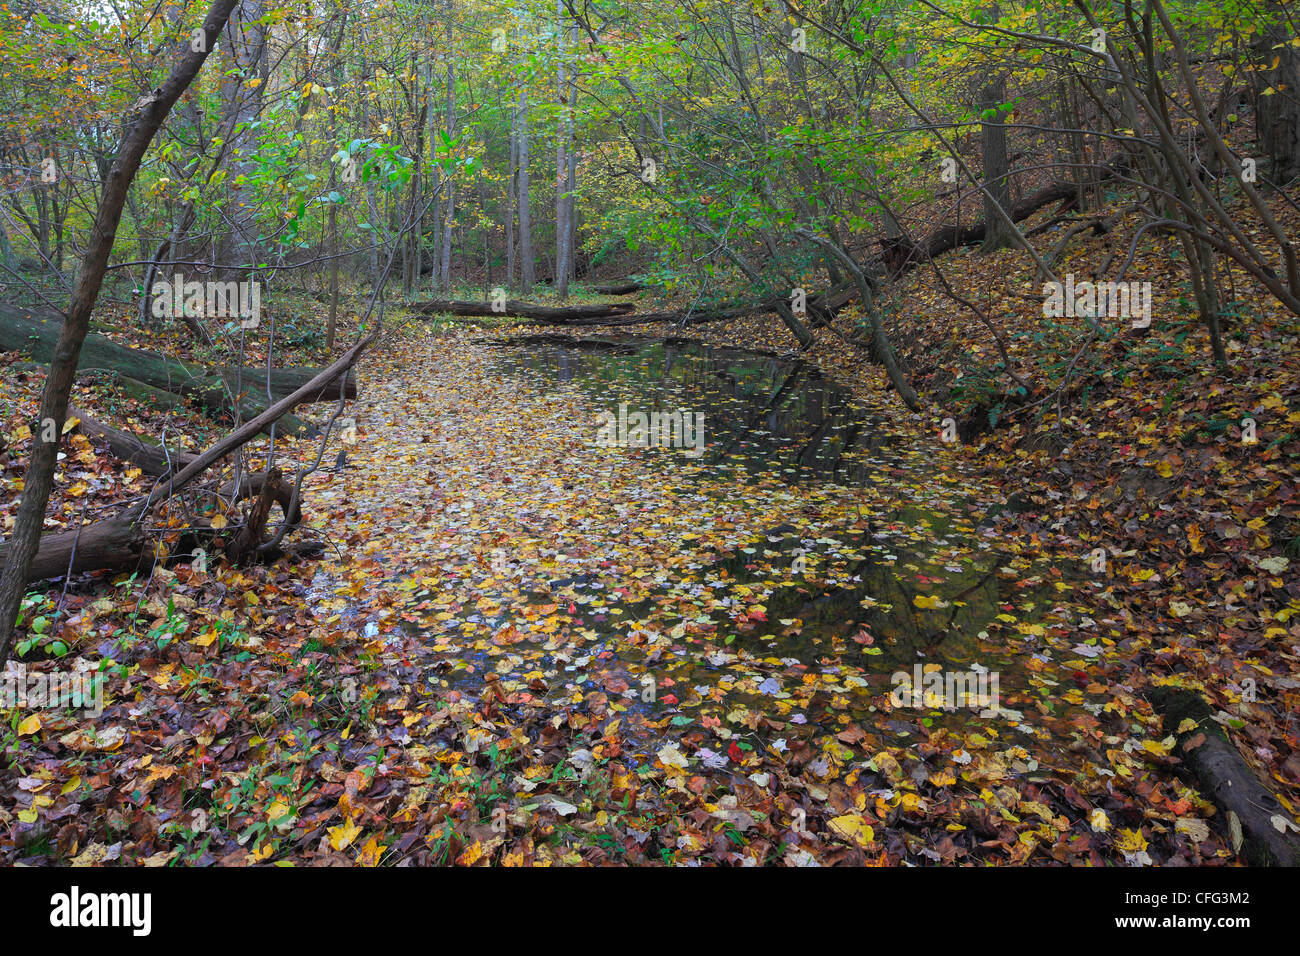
[1,208,1299,866]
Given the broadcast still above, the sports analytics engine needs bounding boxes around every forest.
[0,0,1298,873]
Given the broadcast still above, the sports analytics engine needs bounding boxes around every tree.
[978,74,1017,254]
[518,86,535,292]
[0,0,245,667]
[554,0,572,298]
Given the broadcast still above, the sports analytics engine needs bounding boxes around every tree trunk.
[219,0,266,279]
[1256,14,1300,185]
[0,0,242,668]
[565,37,578,289]
[555,0,572,298]
[979,74,1017,253]
[518,88,535,293]
[439,13,456,292]
[506,98,517,291]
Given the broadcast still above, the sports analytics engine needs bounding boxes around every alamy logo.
[151,273,261,328]
[595,403,705,458]
[890,664,1000,711]
[50,886,151,936]
[3,663,102,716]
[1043,274,1151,328]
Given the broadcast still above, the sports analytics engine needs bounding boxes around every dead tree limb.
[410,299,635,321]
[5,335,372,584]
[0,305,353,437]
[592,281,642,295]
[68,406,198,477]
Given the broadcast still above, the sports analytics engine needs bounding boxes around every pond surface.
[355,334,1093,769]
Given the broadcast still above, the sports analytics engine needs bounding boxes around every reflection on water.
[402,335,1078,750]
[490,334,902,482]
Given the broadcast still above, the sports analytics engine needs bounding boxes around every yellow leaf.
[1116,828,1148,854]
[827,813,874,847]
[456,840,486,865]
[18,714,40,736]
[328,817,361,851]
[356,837,387,866]
[209,513,228,530]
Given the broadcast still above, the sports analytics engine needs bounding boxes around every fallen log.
[0,517,148,584]
[68,405,198,477]
[1148,684,1300,865]
[593,281,642,295]
[571,305,756,327]
[0,305,356,429]
[68,366,314,440]
[8,336,373,585]
[531,279,864,329]
[880,180,1081,274]
[78,371,187,414]
[0,465,304,585]
[410,299,635,321]
[880,156,1131,275]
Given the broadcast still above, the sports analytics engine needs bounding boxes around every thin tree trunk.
[0,0,242,668]
[566,55,578,288]
[219,0,266,279]
[518,87,534,293]
[326,40,345,351]
[360,58,381,289]
[439,33,455,293]
[555,0,572,298]
[506,99,516,291]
